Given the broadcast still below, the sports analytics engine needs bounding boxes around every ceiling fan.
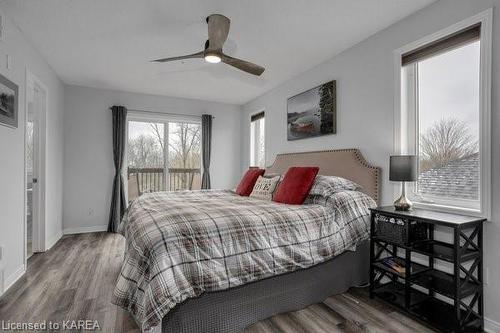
[152,14,265,76]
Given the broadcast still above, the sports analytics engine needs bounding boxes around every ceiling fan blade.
[152,51,204,63]
[207,14,230,50]
[221,54,265,76]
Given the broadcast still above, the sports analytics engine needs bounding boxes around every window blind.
[251,111,265,122]
[402,23,480,66]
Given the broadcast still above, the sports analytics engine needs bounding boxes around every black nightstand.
[369,206,486,333]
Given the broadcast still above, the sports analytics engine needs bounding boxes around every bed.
[113,149,380,333]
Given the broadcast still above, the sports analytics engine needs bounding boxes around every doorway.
[127,115,202,201]
[25,71,47,260]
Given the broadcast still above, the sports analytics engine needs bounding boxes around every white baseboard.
[45,230,63,251]
[485,317,500,333]
[63,225,107,235]
[0,264,26,297]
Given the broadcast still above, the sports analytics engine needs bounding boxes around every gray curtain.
[201,114,212,189]
[108,105,127,232]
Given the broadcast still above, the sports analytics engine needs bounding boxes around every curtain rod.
[109,107,215,119]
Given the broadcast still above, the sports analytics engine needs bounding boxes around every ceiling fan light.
[204,54,221,63]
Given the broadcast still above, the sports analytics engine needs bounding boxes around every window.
[127,114,201,201]
[396,11,491,217]
[250,111,265,167]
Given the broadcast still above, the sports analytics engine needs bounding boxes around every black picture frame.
[287,80,336,141]
[0,73,18,129]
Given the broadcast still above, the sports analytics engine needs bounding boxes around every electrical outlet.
[88,208,94,216]
[0,245,3,261]
[485,266,490,285]
[5,54,10,69]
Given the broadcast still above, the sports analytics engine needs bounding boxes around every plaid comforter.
[112,189,375,330]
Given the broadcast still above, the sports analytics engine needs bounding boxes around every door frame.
[126,111,202,197]
[24,68,47,264]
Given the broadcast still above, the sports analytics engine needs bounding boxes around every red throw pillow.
[236,168,266,196]
[273,167,320,204]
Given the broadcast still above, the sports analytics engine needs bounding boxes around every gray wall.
[0,6,65,294]
[241,0,500,328]
[62,85,242,233]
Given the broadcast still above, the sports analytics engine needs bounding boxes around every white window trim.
[393,9,492,219]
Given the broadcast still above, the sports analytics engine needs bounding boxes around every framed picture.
[0,73,18,128]
[287,80,336,141]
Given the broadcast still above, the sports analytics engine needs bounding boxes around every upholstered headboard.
[266,149,380,203]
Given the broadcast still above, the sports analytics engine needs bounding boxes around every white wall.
[241,0,500,329]
[0,7,64,294]
[62,85,242,234]
[2,0,500,328]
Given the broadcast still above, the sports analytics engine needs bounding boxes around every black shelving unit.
[369,206,485,333]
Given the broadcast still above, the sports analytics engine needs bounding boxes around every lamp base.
[394,194,413,211]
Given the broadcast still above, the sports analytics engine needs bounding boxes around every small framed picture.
[0,73,18,128]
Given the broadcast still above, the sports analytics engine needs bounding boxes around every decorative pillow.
[250,176,281,200]
[309,175,361,197]
[273,167,320,205]
[262,173,281,179]
[235,168,266,196]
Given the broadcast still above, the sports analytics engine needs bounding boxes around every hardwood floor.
[0,233,435,333]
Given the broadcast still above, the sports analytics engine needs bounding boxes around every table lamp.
[390,155,417,211]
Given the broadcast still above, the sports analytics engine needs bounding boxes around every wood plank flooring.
[0,233,436,333]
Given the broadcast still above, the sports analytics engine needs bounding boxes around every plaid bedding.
[112,189,375,330]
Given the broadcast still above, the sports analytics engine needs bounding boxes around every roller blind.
[402,23,480,66]
[251,111,265,122]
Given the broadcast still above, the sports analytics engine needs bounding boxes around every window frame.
[250,111,265,168]
[393,9,492,219]
[126,111,202,198]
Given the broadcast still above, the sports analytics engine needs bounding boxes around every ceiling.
[0,0,436,105]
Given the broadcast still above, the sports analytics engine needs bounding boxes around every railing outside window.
[128,167,201,201]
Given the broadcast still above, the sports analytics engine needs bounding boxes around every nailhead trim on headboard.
[267,149,381,203]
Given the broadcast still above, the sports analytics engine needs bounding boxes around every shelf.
[412,240,479,263]
[373,281,482,332]
[373,257,429,278]
[370,208,484,332]
[372,281,429,308]
[372,235,418,247]
[373,237,479,263]
[412,269,481,299]
[370,206,486,228]
[411,298,482,333]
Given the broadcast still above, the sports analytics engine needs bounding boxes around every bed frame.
[160,149,380,333]
[266,149,380,204]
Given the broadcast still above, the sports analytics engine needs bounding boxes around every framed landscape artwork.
[0,73,18,128]
[287,80,336,141]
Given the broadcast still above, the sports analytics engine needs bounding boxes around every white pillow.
[250,176,281,201]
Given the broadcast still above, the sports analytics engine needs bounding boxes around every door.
[127,117,201,201]
[25,75,46,258]
[26,84,36,258]
[167,121,202,191]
